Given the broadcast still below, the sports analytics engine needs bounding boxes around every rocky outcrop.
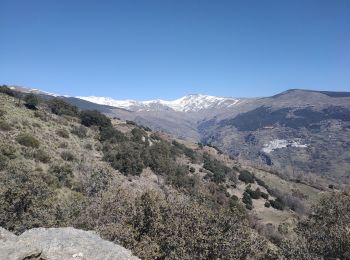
[0,227,139,260]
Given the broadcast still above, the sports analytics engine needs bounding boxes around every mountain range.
[9,86,350,183]
[78,94,240,112]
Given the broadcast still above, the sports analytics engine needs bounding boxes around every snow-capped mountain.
[9,86,61,97]
[77,94,240,112]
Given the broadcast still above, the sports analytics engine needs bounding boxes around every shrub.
[131,127,147,143]
[246,187,261,199]
[0,109,5,117]
[56,129,70,138]
[256,177,269,189]
[0,162,55,233]
[0,154,8,170]
[245,204,253,210]
[126,120,137,126]
[0,120,12,131]
[92,190,260,259]
[0,144,16,159]
[16,133,40,148]
[103,142,144,176]
[48,98,79,117]
[24,93,39,109]
[150,133,162,140]
[172,140,198,162]
[261,192,269,200]
[167,166,196,190]
[61,151,75,161]
[297,193,350,258]
[229,195,239,210]
[71,125,87,138]
[242,191,253,208]
[143,141,179,176]
[59,142,68,148]
[269,198,284,210]
[49,163,73,187]
[100,126,126,143]
[264,201,271,208]
[238,170,255,184]
[34,149,51,163]
[80,110,111,128]
[0,85,15,97]
[189,167,195,173]
[34,110,48,121]
[32,122,41,128]
[140,125,152,132]
[84,143,93,150]
[203,154,231,184]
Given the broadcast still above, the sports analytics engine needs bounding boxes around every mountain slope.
[198,90,350,182]
[77,89,350,182]
[2,86,350,259]
[0,89,276,259]
[6,85,350,182]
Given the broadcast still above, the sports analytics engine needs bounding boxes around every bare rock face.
[0,227,139,260]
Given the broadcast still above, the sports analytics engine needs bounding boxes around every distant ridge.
[77,94,240,112]
[272,89,350,98]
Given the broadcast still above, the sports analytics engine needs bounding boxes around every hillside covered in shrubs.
[1,86,350,259]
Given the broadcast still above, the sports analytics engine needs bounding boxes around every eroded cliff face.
[0,227,139,260]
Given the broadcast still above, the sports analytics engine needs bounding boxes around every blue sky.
[0,0,349,100]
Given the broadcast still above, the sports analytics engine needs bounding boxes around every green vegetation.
[16,133,40,148]
[239,170,255,184]
[297,192,350,258]
[34,149,51,163]
[242,191,253,209]
[0,144,16,159]
[0,154,8,170]
[60,151,75,161]
[80,110,111,128]
[246,187,261,199]
[0,120,12,131]
[56,129,70,138]
[172,140,198,162]
[48,98,79,117]
[269,198,285,210]
[100,125,126,143]
[203,154,233,183]
[1,91,350,259]
[49,163,73,187]
[0,85,16,97]
[103,142,144,176]
[71,125,87,138]
[131,127,147,143]
[24,93,39,109]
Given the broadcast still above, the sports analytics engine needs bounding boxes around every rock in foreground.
[0,227,139,260]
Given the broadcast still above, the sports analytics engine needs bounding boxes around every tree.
[238,170,255,184]
[48,98,79,117]
[80,110,111,128]
[297,192,350,259]
[24,93,39,109]
[103,142,144,176]
[0,85,15,97]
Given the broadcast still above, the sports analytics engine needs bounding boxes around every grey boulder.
[0,227,139,260]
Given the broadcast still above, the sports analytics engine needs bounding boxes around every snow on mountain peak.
[77,94,239,112]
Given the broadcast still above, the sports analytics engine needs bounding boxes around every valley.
[1,85,349,259]
[24,87,350,183]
